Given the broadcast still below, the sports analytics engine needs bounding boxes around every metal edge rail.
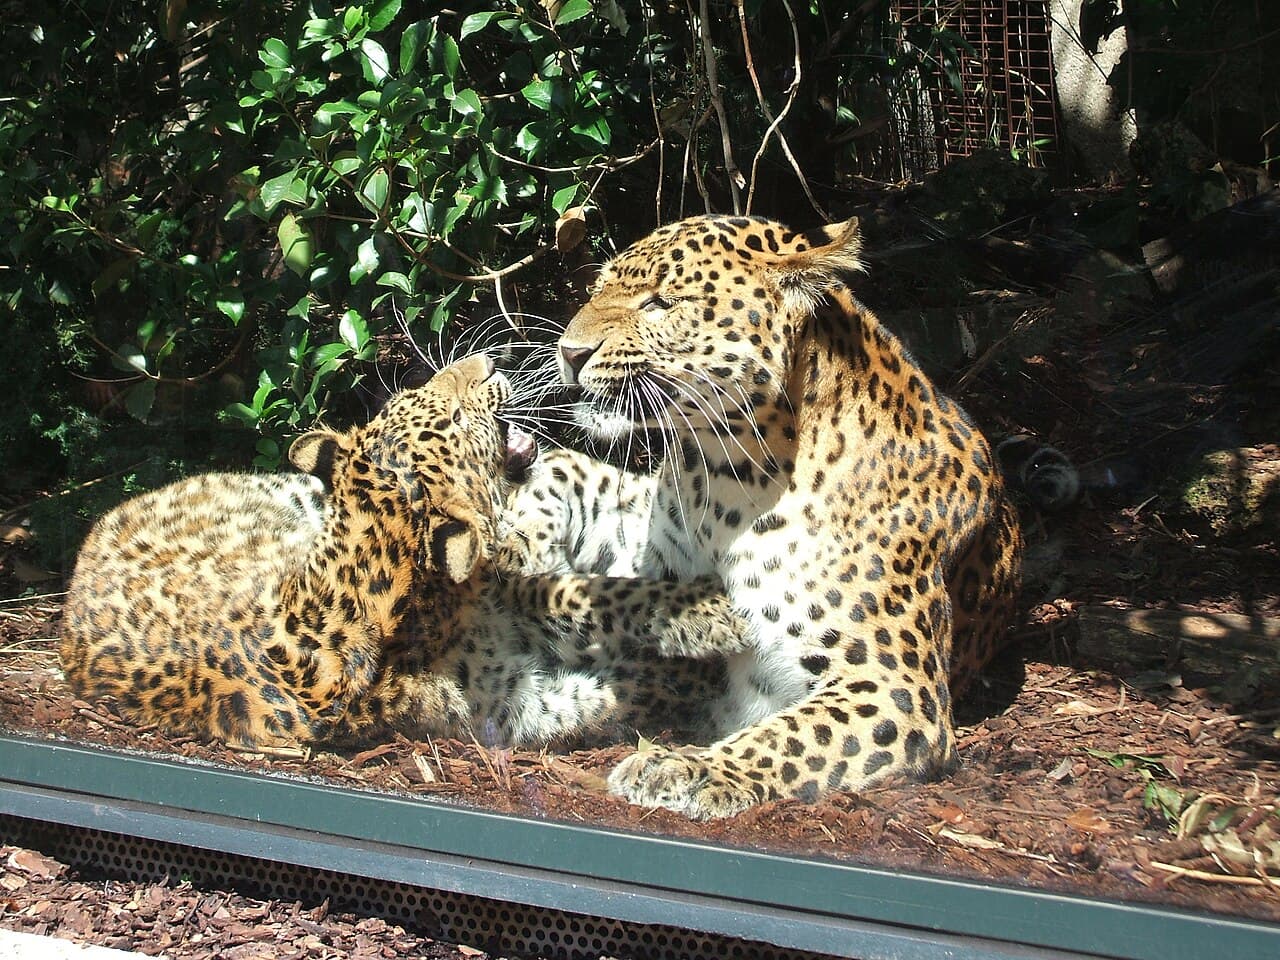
[0,735,1275,960]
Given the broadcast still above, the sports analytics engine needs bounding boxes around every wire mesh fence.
[891,0,1061,173]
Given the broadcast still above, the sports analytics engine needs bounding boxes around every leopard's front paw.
[607,747,760,820]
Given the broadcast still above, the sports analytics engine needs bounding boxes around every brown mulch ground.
[1,842,497,959]
[1,586,1278,927]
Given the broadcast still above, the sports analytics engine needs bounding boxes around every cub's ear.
[289,430,349,487]
[427,505,489,584]
[771,217,864,311]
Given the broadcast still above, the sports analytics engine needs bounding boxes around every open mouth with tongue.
[501,421,538,481]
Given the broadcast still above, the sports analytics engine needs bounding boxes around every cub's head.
[557,215,862,442]
[289,353,536,583]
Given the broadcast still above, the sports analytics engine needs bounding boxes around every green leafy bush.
[3,1,653,468]
[1,1,968,566]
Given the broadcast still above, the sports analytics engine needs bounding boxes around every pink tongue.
[505,424,538,472]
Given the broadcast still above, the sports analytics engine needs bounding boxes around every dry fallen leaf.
[1066,808,1113,834]
[0,524,31,543]
[1199,825,1280,874]
[555,206,587,253]
[543,757,608,792]
[12,557,58,583]
[7,848,66,879]
[1045,757,1074,782]
[925,802,966,823]
[939,828,1004,850]
[1054,700,1103,716]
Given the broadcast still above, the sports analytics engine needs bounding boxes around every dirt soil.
[3,183,1280,948]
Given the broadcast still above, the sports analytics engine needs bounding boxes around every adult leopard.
[61,354,736,751]
[503,215,1023,819]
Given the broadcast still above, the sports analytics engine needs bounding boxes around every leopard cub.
[61,354,734,751]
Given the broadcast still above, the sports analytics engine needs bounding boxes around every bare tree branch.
[699,0,743,212]
[738,0,830,220]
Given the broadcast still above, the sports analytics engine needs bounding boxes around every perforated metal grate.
[893,0,1060,166]
[1,814,835,960]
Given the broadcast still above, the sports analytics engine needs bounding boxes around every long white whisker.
[652,371,771,488]
[639,377,698,543]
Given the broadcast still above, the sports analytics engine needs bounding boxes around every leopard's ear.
[426,502,490,584]
[289,430,350,487]
[770,217,864,311]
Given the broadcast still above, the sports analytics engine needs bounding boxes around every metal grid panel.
[894,0,1060,166]
[1,814,832,960]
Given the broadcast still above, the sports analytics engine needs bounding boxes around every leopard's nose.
[559,342,598,385]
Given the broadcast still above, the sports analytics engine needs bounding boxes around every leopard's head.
[289,353,537,583]
[557,215,863,442]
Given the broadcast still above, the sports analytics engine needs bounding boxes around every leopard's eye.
[640,294,673,312]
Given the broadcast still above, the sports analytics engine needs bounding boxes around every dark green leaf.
[112,344,148,375]
[571,114,611,147]
[521,79,553,111]
[376,271,412,294]
[278,213,314,276]
[350,235,380,282]
[312,341,350,367]
[361,38,391,84]
[92,257,136,298]
[554,0,592,25]
[260,38,291,69]
[367,0,402,31]
[133,210,167,247]
[436,34,460,79]
[452,88,483,117]
[360,169,390,211]
[260,172,307,212]
[123,381,157,422]
[515,122,543,155]
[399,20,431,73]
[215,288,247,324]
[330,156,363,176]
[302,18,343,42]
[460,11,508,37]
[600,0,628,32]
[551,183,580,215]
[223,402,261,427]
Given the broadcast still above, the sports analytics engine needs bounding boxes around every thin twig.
[1148,860,1280,888]
[0,638,59,656]
[467,730,504,789]
[0,591,68,607]
[698,0,742,212]
[738,0,828,220]
[1,462,151,525]
[487,138,662,175]
[640,0,666,224]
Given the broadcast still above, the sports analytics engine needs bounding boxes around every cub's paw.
[607,747,759,820]
[647,601,749,659]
